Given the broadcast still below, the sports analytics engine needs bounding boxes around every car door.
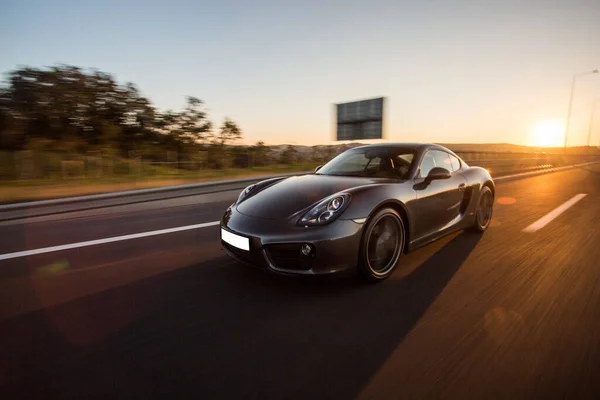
[412,150,468,240]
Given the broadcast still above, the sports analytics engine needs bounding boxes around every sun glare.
[530,121,564,147]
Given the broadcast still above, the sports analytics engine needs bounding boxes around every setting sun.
[530,121,565,147]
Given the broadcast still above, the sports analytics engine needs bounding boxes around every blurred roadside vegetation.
[0,65,353,201]
[0,65,242,161]
[0,65,347,186]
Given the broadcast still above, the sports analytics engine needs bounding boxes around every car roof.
[351,142,451,153]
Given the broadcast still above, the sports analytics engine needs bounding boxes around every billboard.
[336,97,385,141]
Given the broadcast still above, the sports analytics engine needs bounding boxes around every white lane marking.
[0,221,220,261]
[522,194,587,233]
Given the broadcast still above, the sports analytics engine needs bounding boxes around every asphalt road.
[0,164,599,399]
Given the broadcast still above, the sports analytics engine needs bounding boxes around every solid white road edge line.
[522,194,588,233]
[0,221,220,261]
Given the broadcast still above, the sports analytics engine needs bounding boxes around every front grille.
[264,244,314,271]
[265,244,302,258]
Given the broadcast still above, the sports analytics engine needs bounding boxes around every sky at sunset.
[1,0,599,146]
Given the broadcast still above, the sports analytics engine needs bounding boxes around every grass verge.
[0,164,319,204]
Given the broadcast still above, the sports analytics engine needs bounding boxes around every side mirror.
[315,165,323,173]
[425,167,451,183]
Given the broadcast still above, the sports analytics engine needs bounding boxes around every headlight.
[298,194,350,226]
[236,184,256,204]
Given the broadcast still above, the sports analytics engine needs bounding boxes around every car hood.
[236,174,393,219]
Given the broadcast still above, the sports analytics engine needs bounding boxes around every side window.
[448,154,461,172]
[418,153,436,178]
[419,150,452,178]
[432,151,452,172]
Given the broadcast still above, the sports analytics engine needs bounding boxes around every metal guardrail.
[0,171,309,211]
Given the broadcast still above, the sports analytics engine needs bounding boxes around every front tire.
[358,208,405,282]
[469,185,494,232]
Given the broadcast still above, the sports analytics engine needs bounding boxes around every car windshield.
[317,148,416,179]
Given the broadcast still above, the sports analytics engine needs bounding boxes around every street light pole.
[564,69,599,150]
[587,98,600,147]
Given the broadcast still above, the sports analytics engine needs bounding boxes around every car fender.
[459,166,495,218]
[338,182,416,235]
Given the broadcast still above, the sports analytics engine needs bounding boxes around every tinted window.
[392,153,414,178]
[317,147,416,179]
[449,154,461,171]
[332,153,381,173]
[419,150,452,178]
[419,152,436,178]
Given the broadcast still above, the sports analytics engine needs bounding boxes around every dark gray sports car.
[220,143,494,281]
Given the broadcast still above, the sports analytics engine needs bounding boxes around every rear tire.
[469,186,493,232]
[357,208,405,283]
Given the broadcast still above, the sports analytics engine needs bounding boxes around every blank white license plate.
[221,228,250,251]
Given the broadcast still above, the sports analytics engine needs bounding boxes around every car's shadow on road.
[0,231,482,400]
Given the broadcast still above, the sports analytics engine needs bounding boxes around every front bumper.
[220,206,364,275]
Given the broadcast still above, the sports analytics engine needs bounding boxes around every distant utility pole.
[564,69,598,150]
[587,98,600,147]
